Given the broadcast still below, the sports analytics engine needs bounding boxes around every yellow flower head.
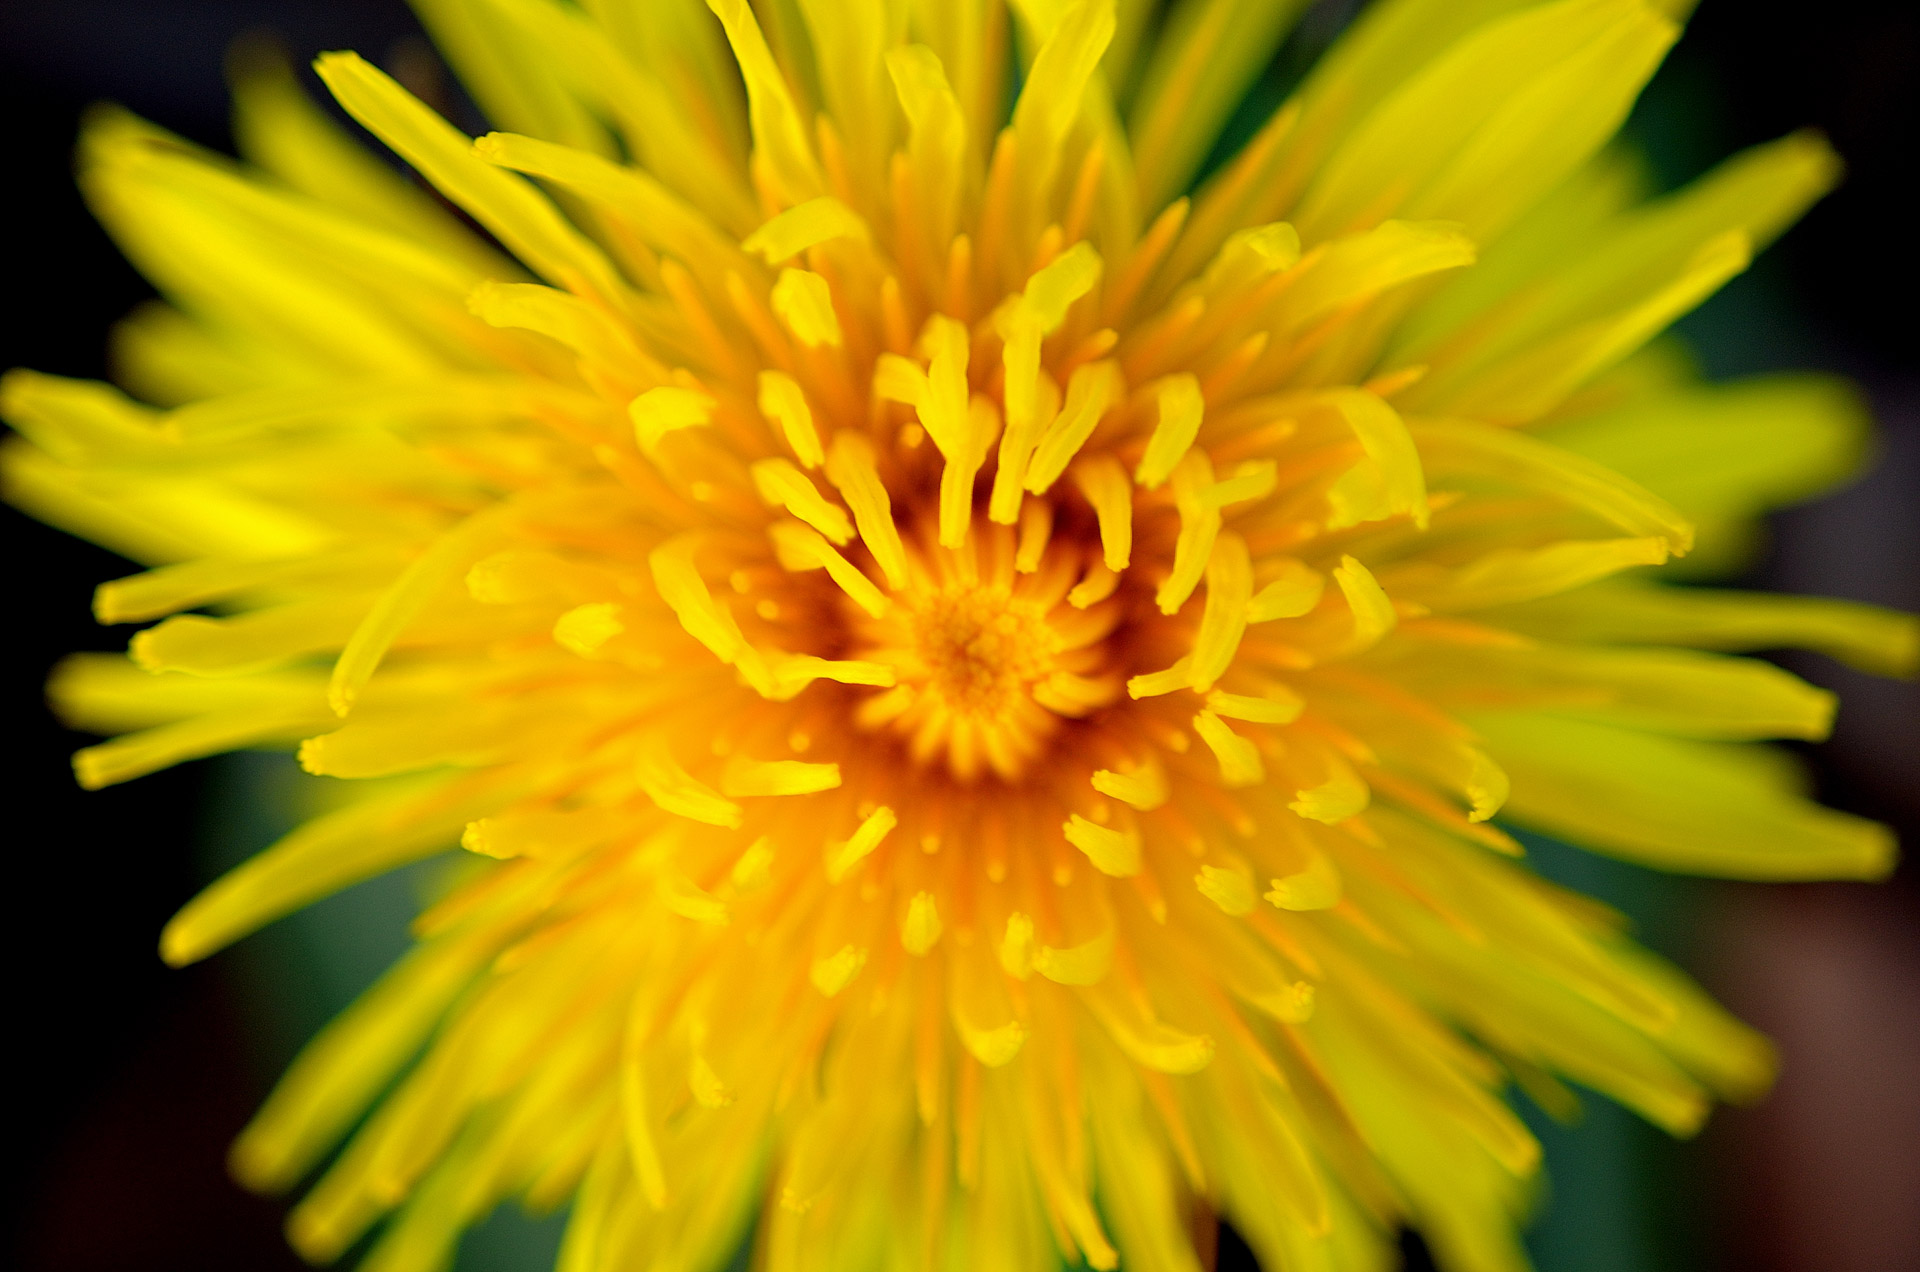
[6,1,1915,1270]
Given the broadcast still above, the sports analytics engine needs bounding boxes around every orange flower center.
[848,520,1127,782]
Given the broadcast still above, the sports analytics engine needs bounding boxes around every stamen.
[901,892,943,955]
[718,755,842,797]
[823,432,909,589]
[742,196,868,264]
[659,259,753,378]
[1193,710,1264,787]
[750,457,854,543]
[1157,450,1220,614]
[1135,373,1205,490]
[620,1032,670,1209]
[767,654,896,697]
[94,550,389,625]
[1203,460,1277,509]
[1031,670,1118,716]
[1033,924,1116,987]
[1014,500,1052,573]
[975,131,1018,287]
[769,520,890,617]
[73,706,327,791]
[329,503,510,716]
[1061,137,1106,245]
[810,945,869,996]
[1070,455,1133,571]
[1265,853,1342,911]
[474,131,749,287]
[1199,223,1302,294]
[689,1052,733,1106]
[873,353,928,407]
[1188,532,1252,690]
[918,316,972,460]
[770,269,843,348]
[825,805,898,882]
[1194,865,1257,916]
[1127,656,1194,700]
[1247,559,1324,621]
[731,837,775,890]
[1067,561,1120,609]
[1063,814,1142,877]
[553,602,625,656]
[630,385,716,455]
[1321,389,1429,531]
[1091,758,1169,810]
[1465,749,1510,822]
[989,242,1103,521]
[469,281,652,379]
[1334,555,1398,653]
[1025,359,1125,495]
[1205,688,1303,724]
[999,913,1036,979]
[636,745,744,828]
[757,370,824,467]
[657,874,729,925]
[905,316,984,549]
[1289,769,1369,824]
[1004,3,1114,256]
[649,535,751,665]
[886,46,966,252]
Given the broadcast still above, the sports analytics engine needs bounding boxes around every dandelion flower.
[7,1,1916,1270]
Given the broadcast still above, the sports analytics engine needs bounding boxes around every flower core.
[850,519,1121,781]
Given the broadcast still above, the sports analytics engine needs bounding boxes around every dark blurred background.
[2,1,1915,1270]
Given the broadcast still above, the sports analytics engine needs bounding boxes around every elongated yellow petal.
[1128,0,1312,210]
[315,53,631,305]
[160,778,501,966]
[703,0,823,206]
[1483,713,1895,880]
[1414,419,1695,555]
[1294,0,1677,243]
[1496,581,1920,679]
[232,929,494,1191]
[887,44,968,250]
